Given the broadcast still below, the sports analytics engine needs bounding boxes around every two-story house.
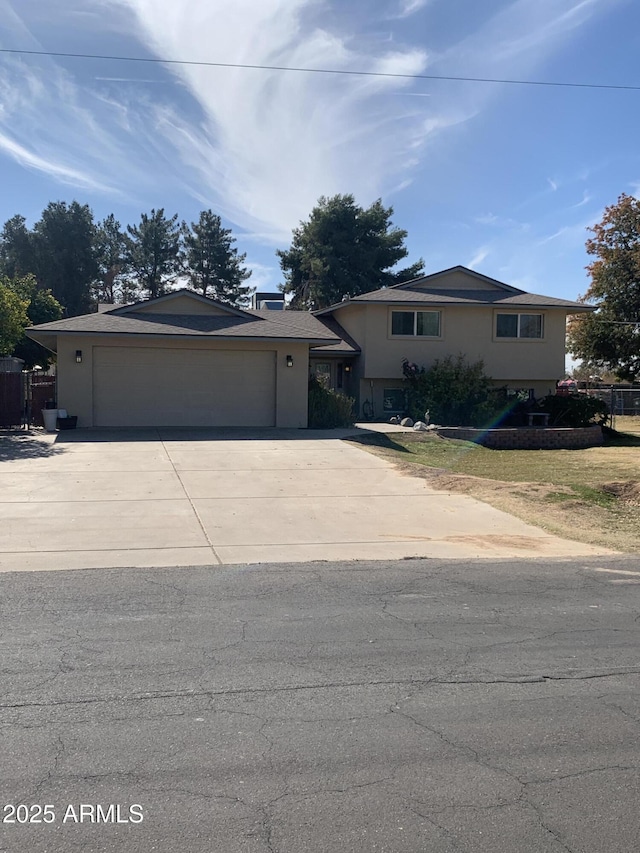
[27,266,592,428]
[310,266,593,419]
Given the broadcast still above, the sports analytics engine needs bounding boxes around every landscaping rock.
[413,421,428,431]
[400,417,414,427]
[389,416,400,425]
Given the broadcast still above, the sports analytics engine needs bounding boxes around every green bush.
[402,355,506,427]
[308,375,355,428]
[536,394,609,427]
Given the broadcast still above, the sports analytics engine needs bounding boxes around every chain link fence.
[586,387,640,416]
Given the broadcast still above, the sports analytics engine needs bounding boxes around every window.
[383,389,406,412]
[496,313,543,339]
[391,310,441,337]
[313,363,331,388]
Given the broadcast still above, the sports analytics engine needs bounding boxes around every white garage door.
[93,347,277,427]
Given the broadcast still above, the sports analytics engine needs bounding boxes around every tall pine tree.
[183,211,252,305]
[125,209,182,299]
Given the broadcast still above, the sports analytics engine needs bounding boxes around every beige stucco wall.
[332,303,567,385]
[56,336,310,428]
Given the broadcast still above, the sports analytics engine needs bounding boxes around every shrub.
[308,375,355,428]
[402,355,506,427]
[536,394,609,427]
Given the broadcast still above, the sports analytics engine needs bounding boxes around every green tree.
[7,275,64,367]
[568,193,640,381]
[278,194,424,310]
[125,209,182,299]
[183,210,252,305]
[31,201,98,316]
[0,277,30,355]
[0,215,34,279]
[93,214,132,304]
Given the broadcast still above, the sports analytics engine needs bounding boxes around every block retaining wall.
[435,425,603,450]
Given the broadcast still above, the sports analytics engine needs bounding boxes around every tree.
[125,209,182,299]
[183,210,252,305]
[0,278,29,355]
[31,201,98,316]
[7,275,63,367]
[567,193,640,381]
[0,215,34,279]
[278,195,424,310]
[93,214,131,304]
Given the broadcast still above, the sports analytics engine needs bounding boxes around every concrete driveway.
[0,428,610,571]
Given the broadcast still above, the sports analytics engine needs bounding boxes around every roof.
[324,288,592,309]
[310,316,361,355]
[110,288,253,318]
[314,265,594,314]
[26,290,342,350]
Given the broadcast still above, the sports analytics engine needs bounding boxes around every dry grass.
[613,415,640,435]
[351,423,640,553]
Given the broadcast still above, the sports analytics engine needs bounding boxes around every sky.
[0,0,639,301]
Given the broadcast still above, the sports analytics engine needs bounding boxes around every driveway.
[0,428,610,571]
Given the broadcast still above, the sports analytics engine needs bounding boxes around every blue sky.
[0,0,638,301]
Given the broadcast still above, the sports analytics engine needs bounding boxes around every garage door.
[93,347,277,427]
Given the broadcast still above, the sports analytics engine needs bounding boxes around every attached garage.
[93,346,277,427]
[26,289,343,429]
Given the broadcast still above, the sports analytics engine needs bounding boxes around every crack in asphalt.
[2,668,640,711]
[392,709,583,853]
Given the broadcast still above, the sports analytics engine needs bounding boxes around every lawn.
[353,416,640,553]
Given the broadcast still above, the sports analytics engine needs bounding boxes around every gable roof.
[109,288,253,318]
[27,291,342,352]
[314,265,594,314]
[391,266,523,293]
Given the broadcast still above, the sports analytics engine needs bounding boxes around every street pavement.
[0,428,611,571]
[1,555,639,852]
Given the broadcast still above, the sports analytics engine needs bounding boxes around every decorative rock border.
[435,425,604,450]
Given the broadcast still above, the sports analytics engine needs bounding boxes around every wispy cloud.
[395,0,431,18]
[475,212,530,230]
[468,247,490,269]
[572,189,592,208]
[0,0,612,241]
[537,215,595,246]
[547,177,558,191]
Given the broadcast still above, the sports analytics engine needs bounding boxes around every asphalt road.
[1,555,639,853]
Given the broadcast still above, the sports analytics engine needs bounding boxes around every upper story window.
[391,310,441,337]
[496,312,544,339]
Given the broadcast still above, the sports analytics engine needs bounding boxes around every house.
[27,267,593,428]
[26,290,343,428]
[309,266,595,419]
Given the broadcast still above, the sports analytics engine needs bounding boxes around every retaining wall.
[435,425,604,450]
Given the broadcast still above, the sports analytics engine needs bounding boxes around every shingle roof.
[334,287,592,309]
[309,316,361,355]
[313,266,594,315]
[27,307,341,344]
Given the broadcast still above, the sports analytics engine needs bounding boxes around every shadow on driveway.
[51,426,369,444]
[0,430,67,462]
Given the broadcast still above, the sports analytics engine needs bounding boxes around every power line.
[1,47,639,92]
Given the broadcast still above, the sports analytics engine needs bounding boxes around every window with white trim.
[496,313,543,339]
[391,310,441,337]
